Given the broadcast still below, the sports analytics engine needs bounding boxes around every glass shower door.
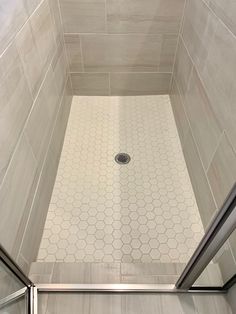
[0,246,32,314]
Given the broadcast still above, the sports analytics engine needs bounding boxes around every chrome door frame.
[1,184,236,314]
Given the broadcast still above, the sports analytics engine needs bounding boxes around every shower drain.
[115,153,131,165]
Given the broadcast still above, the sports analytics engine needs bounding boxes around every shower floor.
[37,95,203,263]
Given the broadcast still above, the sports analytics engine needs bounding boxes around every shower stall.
[0,0,236,313]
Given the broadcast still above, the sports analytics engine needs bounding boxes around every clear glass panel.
[194,230,236,287]
[0,259,25,300]
[0,295,27,314]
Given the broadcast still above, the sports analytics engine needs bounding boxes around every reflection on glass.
[0,295,26,314]
[0,259,24,300]
[194,230,236,287]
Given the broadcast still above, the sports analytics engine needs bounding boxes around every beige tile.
[81,34,163,72]
[15,20,44,98]
[51,44,68,98]
[182,0,218,73]
[122,294,184,314]
[30,0,57,71]
[60,0,106,33]
[207,133,236,208]
[215,240,236,284]
[51,263,120,283]
[183,131,217,229]
[48,0,64,47]
[182,0,236,152]
[44,293,90,314]
[90,294,122,314]
[193,294,232,314]
[173,38,193,97]
[24,0,41,16]
[0,42,33,185]
[65,34,83,72]
[159,35,178,72]
[207,0,236,36]
[0,0,28,56]
[71,73,109,96]
[121,263,184,276]
[184,67,222,170]
[110,73,171,95]
[107,0,185,34]
[170,78,190,148]
[0,135,37,255]
[20,80,72,266]
[121,275,179,284]
[25,66,59,169]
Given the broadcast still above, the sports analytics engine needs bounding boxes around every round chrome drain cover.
[115,153,131,165]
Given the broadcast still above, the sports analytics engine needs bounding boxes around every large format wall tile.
[183,131,217,230]
[170,78,189,148]
[107,0,185,34]
[0,135,37,254]
[207,134,236,209]
[25,66,60,171]
[81,34,176,73]
[60,0,106,33]
[0,0,28,56]
[0,0,71,270]
[206,0,236,36]
[65,35,83,72]
[15,21,44,98]
[171,0,236,284]
[20,80,72,265]
[59,0,184,95]
[110,73,171,95]
[182,0,236,152]
[184,68,222,170]
[173,38,193,97]
[0,42,33,186]
[71,73,109,96]
[30,0,57,71]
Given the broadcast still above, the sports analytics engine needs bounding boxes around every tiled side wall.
[0,0,72,272]
[59,0,185,95]
[170,0,236,282]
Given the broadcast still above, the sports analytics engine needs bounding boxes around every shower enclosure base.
[37,95,203,264]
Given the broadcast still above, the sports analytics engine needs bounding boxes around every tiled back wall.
[0,0,72,272]
[170,0,236,282]
[59,0,186,95]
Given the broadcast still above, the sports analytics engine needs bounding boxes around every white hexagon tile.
[37,95,204,263]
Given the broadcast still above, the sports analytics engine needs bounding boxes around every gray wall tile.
[107,0,185,35]
[0,0,72,270]
[81,34,164,73]
[171,0,236,283]
[207,134,236,208]
[183,131,217,230]
[71,73,109,96]
[60,0,106,33]
[65,34,83,72]
[0,0,28,56]
[206,0,236,36]
[0,42,33,186]
[184,67,222,170]
[59,0,184,95]
[30,0,57,71]
[15,21,44,98]
[0,135,37,254]
[110,73,171,96]
[170,78,190,148]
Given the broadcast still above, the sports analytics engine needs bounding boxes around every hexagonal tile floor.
[37,95,204,263]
